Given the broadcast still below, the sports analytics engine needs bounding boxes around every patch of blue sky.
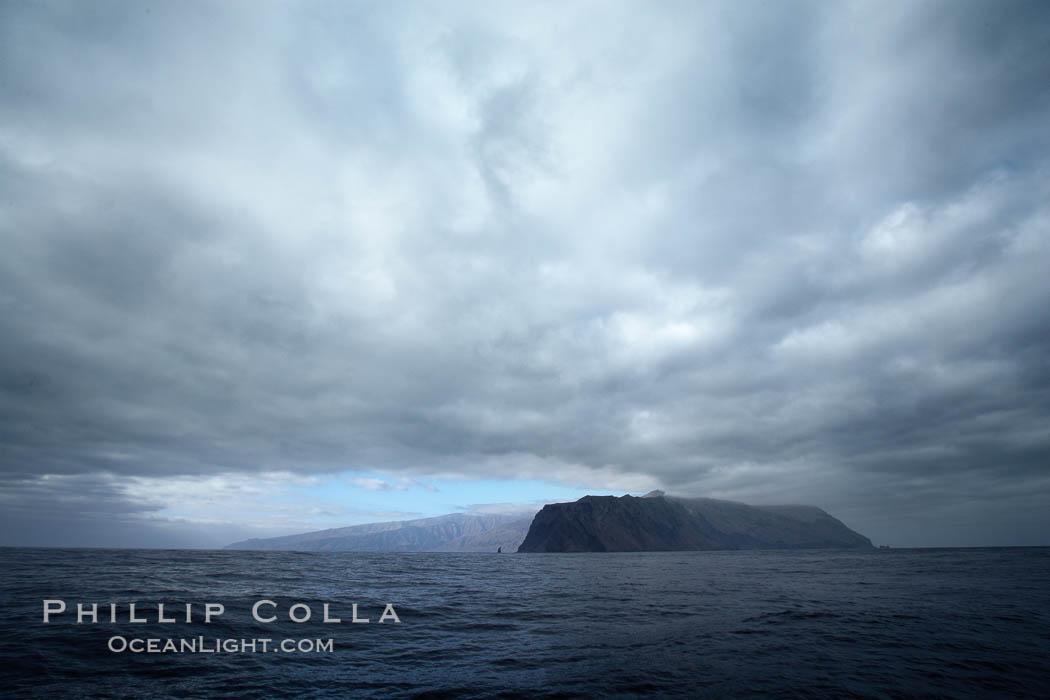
[285,472,625,524]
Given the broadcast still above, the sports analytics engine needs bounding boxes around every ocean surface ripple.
[1,547,1048,698]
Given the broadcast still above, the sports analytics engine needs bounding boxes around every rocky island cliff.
[517,491,872,552]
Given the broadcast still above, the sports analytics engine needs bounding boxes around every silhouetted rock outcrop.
[517,494,872,552]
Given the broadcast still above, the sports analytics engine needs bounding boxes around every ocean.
[2,547,1048,698]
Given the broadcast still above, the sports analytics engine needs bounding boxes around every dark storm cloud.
[2,0,1049,545]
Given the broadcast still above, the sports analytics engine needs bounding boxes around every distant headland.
[225,512,531,553]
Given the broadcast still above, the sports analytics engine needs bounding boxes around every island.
[516,491,872,552]
[224,491,872,553]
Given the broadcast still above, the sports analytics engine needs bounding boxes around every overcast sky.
[2,0,1048,548]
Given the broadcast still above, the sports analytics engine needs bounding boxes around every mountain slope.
[226,513,531,552]
[517,493,872,552]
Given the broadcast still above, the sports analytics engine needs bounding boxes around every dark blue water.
[2,547,1048,698]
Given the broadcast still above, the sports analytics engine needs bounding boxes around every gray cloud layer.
[2,1,1049,546]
